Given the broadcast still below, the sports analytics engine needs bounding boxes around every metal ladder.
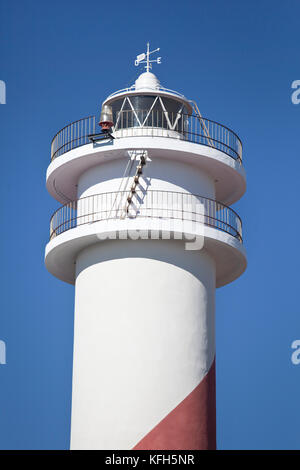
[109,150,148,220]
[123,151,147,218]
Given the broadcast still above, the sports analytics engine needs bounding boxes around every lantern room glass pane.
[111,95,189,131]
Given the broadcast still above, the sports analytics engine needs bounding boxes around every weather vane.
[134,42,161,72]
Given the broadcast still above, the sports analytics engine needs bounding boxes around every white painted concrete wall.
[76,157,215,228]
[77,156,215,200]
[70,239,216,450]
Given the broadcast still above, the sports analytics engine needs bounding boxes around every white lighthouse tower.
[45,44,246,450]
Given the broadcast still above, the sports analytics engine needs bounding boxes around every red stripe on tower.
[133,360,216,450]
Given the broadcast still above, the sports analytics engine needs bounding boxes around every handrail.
[50,112,242,163]
[49,190,243,242]
[51,115,96,161]
[105,85,186,100]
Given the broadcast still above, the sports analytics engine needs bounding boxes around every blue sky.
[0,0,299,449]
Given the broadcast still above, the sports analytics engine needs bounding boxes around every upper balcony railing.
[50,111,243,163]
[49,190,243,243]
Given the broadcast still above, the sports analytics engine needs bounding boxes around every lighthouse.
[45,44,247,450]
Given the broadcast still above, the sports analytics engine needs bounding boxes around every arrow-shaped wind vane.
[135,42,161,72]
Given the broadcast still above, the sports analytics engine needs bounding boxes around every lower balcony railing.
[49,190,243,242]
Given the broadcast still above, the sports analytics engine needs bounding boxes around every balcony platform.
[46,135,246,206]
[45,188,246,287]
[45,216,247,288]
